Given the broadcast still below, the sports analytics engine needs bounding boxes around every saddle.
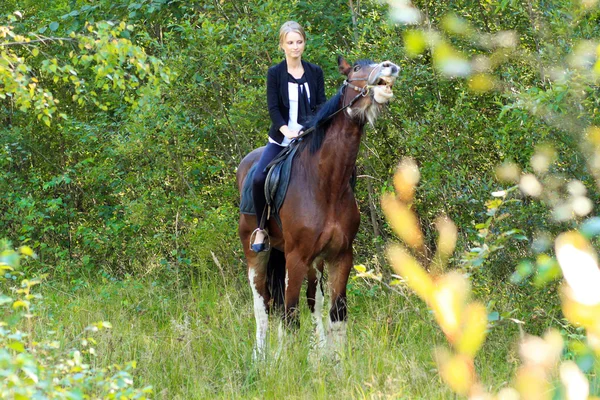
[239,144,300,229]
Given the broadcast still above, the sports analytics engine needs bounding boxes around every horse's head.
[338,56,399,124]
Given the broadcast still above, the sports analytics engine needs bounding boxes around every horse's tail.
[267,248,286,314]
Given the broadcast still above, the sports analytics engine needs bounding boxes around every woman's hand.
[280,126,299,139]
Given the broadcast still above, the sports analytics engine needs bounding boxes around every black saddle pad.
[239,146,299,228]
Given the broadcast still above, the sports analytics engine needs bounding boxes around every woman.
[251,21,327,252]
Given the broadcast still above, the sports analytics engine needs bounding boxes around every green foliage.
[0,15,170,125]
[0,241,151,398]
[2,0,600,396]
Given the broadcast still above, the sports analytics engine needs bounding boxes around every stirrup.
[249,228,270,253]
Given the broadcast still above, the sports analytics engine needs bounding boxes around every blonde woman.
[251,21,326,252]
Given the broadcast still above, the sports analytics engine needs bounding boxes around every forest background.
[2,0,600,398]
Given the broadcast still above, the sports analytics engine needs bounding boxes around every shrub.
[0,240,152,399]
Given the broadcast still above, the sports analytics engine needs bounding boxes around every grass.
[35,270,520,399]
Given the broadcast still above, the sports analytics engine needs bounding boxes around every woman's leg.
[251,143,285,247]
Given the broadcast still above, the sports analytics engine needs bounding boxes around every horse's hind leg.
[246,250,271,359]
[327,252,352,351]
[307,261,326,349]
[267,248,286,315]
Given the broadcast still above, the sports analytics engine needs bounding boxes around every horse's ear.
[338,55,352,76]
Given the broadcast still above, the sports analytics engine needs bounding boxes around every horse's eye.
[353,65,361,72]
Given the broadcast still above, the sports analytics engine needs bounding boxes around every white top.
[269,81,311,147]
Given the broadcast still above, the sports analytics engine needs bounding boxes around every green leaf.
[580,217,600,238]
[534,256,561,287]
[12,300,29,309]
[8,341,25,352]
[488,311,500,322]
[510,260,533,284]
[49,22,59,32]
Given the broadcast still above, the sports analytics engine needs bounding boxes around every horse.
[237,56,399,356]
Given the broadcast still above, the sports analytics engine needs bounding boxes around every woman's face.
[281,31,305,60]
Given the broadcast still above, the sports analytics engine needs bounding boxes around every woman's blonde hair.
[279,21,306,49]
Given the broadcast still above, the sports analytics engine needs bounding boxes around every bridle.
[292,63,381,141]
[342,63,381,104]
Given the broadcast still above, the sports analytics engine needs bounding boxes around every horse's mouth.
[372,76,396,103]
[376,76,395,95]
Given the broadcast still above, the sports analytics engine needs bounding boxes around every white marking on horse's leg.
[248,268,268,359]
[285,269,289,292]
[312,267,326,349]
[275,320,285,360]
[327,319,347,352]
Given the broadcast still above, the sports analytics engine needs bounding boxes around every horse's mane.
[298,90,343,155]
[298,59,374,155]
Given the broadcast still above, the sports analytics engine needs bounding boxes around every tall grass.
[38,272,518,399]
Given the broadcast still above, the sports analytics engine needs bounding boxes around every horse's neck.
[315,118,363,197]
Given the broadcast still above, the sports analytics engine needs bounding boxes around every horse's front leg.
[307,260,326,349]
[246,251,271,359]
[283,251,310,329]
[327,251,352,351]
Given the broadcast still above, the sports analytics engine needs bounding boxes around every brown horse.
[237,56,399,356]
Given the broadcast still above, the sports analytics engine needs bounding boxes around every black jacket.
[267,59,327,144]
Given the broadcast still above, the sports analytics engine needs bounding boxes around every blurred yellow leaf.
[404,30,427,57]
[431,272,469,343]
[555,231,600,306]
[585,126,600,147]
[431,216,458,275]
[561,285,600,332]
[12,300,29,309]
[433,42,471,77]
[435,216,457,257]
[519,330,563,369]
[497,388,521,400]
[456,302,487,357]
[515,365,550,400]
[437,349,475,396]
[382,194,423,250]
[387,245,433,302]
[354,264,366,273]
[594,60,600,75]
[559,361,589,400]
[19,245,34,257]
[588,331,600,355]
[468,73,495,93]
[8,341,25,352]
[393,158,420,202]
[441,13,471,37]
[495,162,521,183]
